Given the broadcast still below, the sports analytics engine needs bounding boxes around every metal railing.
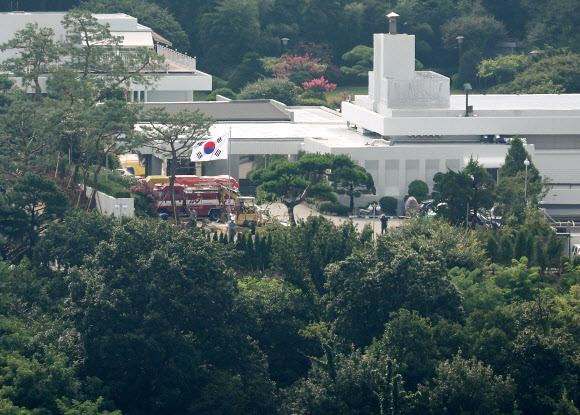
[155,44,196,71]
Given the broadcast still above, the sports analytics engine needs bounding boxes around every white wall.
[305,138,516,208]
[84,186,134,218]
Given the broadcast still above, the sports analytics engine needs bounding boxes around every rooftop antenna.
[387,12,399,35]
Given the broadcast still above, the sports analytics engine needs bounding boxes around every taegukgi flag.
[191,131,230,162]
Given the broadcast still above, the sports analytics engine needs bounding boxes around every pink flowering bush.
[130,181,159,216]
[302,77,337,94]
[268,54,326,86]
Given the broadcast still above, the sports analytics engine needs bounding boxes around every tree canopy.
[250,153,356,226]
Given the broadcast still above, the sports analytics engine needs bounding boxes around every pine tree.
[534,239,547,271]
[486,235,499,262]
[546,232,562,268]
[515,230,527,260]
[247,235,254,271]
[499,235,514,264]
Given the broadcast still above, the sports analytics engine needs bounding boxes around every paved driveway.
[262,202,403,234]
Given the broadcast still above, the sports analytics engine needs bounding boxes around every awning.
[152,31,173,47]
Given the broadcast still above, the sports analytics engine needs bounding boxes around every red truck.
[153,183,238,221]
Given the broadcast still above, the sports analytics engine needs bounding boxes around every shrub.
[206,88,237,101]
[227,52,265,92]
[238,78,298,106]
[268,54,325,81]
[379,196,398,216]
[316,200,350,215]
[297,97,328,107]
[406,180,430,202]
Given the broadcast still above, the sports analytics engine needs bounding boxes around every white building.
[0,11,212,102]
[338,16,580,217]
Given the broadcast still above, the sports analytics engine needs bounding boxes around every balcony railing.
[155,44,196,71]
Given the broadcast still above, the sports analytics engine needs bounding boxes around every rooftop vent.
[387,12,399,34]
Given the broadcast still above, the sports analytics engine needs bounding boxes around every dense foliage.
[0,2,579,414]
[1,206,579,414]
[4,0,576,96]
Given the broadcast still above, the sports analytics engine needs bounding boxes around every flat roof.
[141,100,293,122]
[450,94,580,111]
[208,107,365,147]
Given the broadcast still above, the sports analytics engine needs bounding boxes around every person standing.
[228,219,236,242]
[189,208,197,227]
[380,213,388,234]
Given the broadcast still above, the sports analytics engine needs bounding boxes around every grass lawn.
[327,85,368,100]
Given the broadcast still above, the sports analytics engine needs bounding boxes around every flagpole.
[227,128,232,220]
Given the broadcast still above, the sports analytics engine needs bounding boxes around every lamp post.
[369,202,380,238]
[456,35,464,64]
[524,158,530,205]
[281,37,289,54]
[464,83,472,117]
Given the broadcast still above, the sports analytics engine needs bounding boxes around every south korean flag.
[191,131,230,162]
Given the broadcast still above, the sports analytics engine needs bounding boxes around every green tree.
[250,153,354,226]
[0,173,68,262]
[499,235,514,264]
[66,220,274,414]
[238,77,299,106]
[553,390,580,415]
[0,94,59,181]
[62,10,163,92]
[441,14,508,56]
[486,235,499,262]
[198,0,262,75]
[139,108,214,221]
[325,235,464,347]
[478,53,532,87]
[280,339,405,415]
[0,349,82,414]
[379,196,398,216]
[406,180,429,203]
[83,98,139,208]
[417,354,519,414]
[270,216,362,295]
[340,45,373,85]
[491,53,580,94]
[497,137,545,225]
[330,164,375,212]
[33,209,116,272]
[377,309,441,389]
[0,23,63,101]
[227,52,265,92]
[235,276,316,386]
[514,229,528,260]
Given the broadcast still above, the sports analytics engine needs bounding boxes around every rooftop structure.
[338,14,580,217]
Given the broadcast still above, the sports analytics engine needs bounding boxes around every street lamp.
[369,202,380,238]
[524,158,530,205]
[456,35,464,64]
[464,83,472,117]
[281,37,289,54]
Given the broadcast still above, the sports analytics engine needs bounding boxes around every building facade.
[0,11,212,101]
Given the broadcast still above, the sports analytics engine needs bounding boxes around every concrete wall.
[342,102,580,137]
[305,138,517,212]
[85,186,134,218]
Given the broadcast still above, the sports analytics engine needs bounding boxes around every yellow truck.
[119,154,146,176]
